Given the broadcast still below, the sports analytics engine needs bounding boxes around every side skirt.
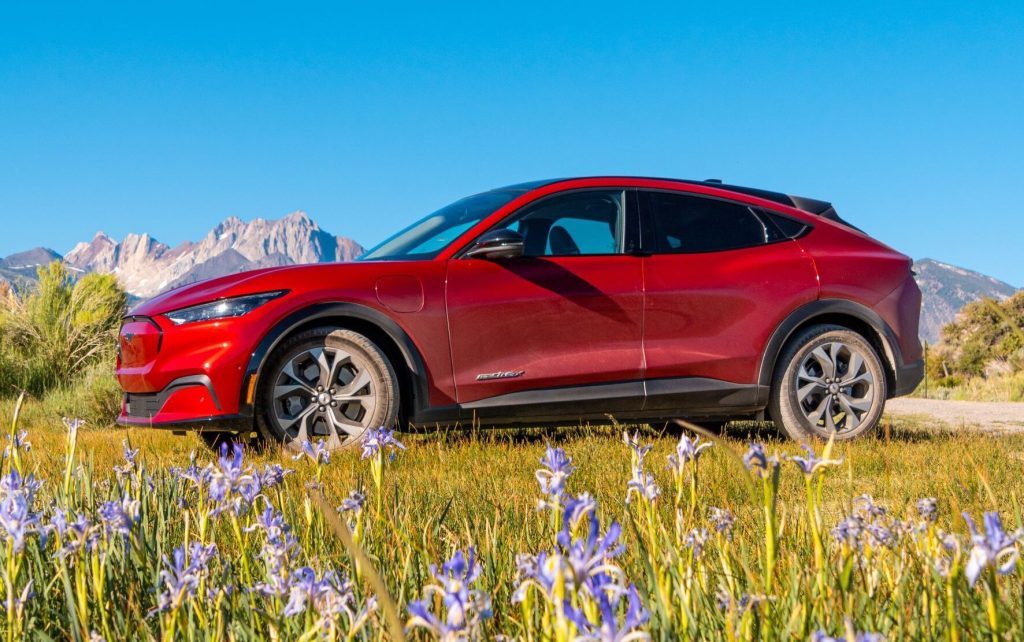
[409,377,767,427]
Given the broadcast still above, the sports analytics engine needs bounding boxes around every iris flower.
[963,511,1019,586]
[359,427,406,460]
[788,444,842,478]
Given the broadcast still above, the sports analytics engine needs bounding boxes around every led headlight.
[164,291,287,326]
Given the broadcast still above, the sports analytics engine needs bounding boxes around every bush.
[0,261,126,396]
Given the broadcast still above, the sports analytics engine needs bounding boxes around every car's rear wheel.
[255,327,399,450]
[768,324,887,441]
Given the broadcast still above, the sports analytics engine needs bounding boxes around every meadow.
[1,398,1022,641]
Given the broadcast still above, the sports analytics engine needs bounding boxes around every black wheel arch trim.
[240,302,431,419]
[758,299,907,394]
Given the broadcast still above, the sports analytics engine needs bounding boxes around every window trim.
[455,187,639,259]
[637,188,813,255]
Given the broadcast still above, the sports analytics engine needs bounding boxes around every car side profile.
[116,177,924,447]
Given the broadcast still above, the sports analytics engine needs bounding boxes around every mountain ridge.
[58,210,363,298]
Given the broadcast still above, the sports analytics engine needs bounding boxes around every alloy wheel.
[795,341,876,434]
[271,346,377,448]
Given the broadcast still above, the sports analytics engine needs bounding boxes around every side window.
[645,191,771,253]
[507,190,624,257]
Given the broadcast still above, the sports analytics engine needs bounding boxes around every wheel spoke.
[333,370,372,402]
[280,361,314,391]
[274,383,313,400]
[842,395,873,412]
[805,395,830,425]
[797,381,823,403]
[837,395,862,431]
[845,353,863,382]
[279,404,316,431]
[809,346,836,380]
[311,348,336,389]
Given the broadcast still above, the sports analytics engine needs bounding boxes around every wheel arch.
[758,299,902,396]
[239,302,429,423]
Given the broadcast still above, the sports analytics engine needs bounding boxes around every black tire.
[768,324,887,441]
[255,327,400,449]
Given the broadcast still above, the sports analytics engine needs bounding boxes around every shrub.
[0,261,126,396]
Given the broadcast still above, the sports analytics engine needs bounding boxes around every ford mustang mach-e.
[116,177,923,447]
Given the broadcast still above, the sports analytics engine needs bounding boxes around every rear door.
[639,189,818,409]
[445,188,645,417]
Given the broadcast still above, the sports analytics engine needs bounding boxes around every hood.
[129,263,338,317]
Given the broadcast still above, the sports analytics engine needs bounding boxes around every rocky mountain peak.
[47,211,364,298]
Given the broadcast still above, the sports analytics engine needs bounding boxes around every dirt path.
[885,398,1024,434]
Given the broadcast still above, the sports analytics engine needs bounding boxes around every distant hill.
[913,259,1019,344]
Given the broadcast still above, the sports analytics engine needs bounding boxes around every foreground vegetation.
[923,292,1024,401]
[1,408,1022,641]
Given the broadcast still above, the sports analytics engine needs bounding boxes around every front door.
[445,189,644,418]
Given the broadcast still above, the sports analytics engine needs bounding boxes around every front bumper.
[117,373,252,430]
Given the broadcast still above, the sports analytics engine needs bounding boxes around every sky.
[1,1,1022,285]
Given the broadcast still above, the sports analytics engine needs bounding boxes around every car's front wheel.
[255,327,399,450]
[768,324,887,441]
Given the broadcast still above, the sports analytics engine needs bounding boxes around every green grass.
[3,404,1024,641]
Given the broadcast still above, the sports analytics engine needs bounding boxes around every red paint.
[116,177,923,428]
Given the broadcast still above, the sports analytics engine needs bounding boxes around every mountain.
[913,258,1019,344]
[62,211,363,298]
[0,247,63,282]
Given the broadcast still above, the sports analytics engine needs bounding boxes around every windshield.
[359,189,528,261]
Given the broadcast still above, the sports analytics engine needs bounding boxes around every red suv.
[116,177,923,447]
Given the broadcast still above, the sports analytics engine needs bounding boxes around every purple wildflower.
[293,439,331,465]
[536,443,575,508]
[98,496,140,538]
[155,544,217,613]
[667,434,711,475]
[407,547,492,639]
[622,431,652,465]
[338,490,367,515]
[916,498,938,523]
[0,492,40,553]
[742,443,779,478]
[625,468,659,505]
[565,582,650,642]
[963,511,1019,586]
[113,440,140,477]
[788,444,842,477]
[708,507,735,538]
[360,427,406,460]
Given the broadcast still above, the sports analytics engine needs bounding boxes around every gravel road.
[885,398,1024,434]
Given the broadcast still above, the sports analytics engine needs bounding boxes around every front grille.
[125,393,163,419]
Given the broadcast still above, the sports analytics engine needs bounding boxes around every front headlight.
[164,291,287,326]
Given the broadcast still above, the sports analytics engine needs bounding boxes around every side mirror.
[464,228,525,260]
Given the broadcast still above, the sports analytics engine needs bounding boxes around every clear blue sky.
[2,1,1022,285]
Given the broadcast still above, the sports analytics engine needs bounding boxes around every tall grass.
[0,261,125,397]
[1,412,1022,640]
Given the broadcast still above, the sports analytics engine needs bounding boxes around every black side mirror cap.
[464,228,525,260]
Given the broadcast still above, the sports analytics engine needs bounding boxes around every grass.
[3,403,1024,640]
[915,371,1024,402]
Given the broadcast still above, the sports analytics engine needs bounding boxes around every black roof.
[495,176,857,229]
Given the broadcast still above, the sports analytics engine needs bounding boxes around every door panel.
[446,256,644,405]
[643,242,818,385]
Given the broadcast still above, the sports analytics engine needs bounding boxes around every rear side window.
[762,211,810,240]
[644,191,771,253]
